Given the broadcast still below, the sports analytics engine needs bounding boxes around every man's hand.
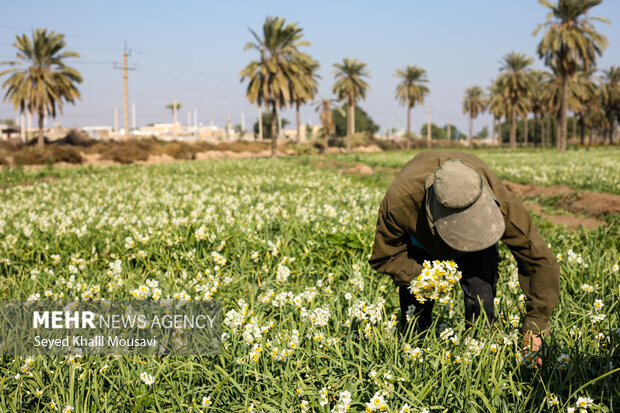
[523,332,543,368]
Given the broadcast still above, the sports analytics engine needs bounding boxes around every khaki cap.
[424,159,505,252]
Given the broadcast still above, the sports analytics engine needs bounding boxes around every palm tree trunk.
[271,101,278,159]
[540,115,545,147]
[347,98,354,153]
[492,117,497,144]
[571,114,576,144]
[560,76,569,151]
[37,113,45,147]
[579,116,585,145]
[510,109,517,150]
[406,105,411,150]
[257,106,263,141]
[523,116,528,147]
[498,118,503,148]
[296,101,301,142]
[468,116,473,148]
[555,116,561,150]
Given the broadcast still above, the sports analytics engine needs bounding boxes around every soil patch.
[504,181,620,216]
[344,163,374,176]
[523,202,605,230]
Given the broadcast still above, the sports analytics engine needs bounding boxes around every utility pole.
[194,108,198,139]
[114,107,118,140]
[257,105,263,141]
[226,114,231,140]
[241,112,245,135]
[426,107,431,147]
[114,43,135,139]
[187,111,191,131]
[447,123,451,140]
[122,46,129,138]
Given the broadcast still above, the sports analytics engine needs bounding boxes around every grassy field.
[0,148,618,412]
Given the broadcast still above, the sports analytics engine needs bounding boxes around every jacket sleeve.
[494,182,560,335]
[368,199,423,287]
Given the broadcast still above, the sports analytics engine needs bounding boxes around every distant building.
[82,126,113,140]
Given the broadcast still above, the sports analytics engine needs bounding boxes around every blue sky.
[1,0,619,135]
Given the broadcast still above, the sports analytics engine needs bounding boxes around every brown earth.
[345,163,374,175]
[503,181,620,216]
[523,202,605,230]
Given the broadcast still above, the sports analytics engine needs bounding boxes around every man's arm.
[368,200,423,286]
[494,184,560,335]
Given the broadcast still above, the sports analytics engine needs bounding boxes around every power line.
[0,24,123,43]
[136,64,244,102]
[131,43,232,79]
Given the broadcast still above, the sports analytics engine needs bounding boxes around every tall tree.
[529,70,548,146]
[317,98,336,149]
[488,78,508,146]
[240,16,310,158]
[462,86,487,148]
[393,65,429,148]
[498,52,533,150]
[165,101,181,138]
[600,66,620,144]
[0,28,82,147]
[534,0,609,151]
[332,58,370,153]
[290,54,320,142]
[541,65,592,147]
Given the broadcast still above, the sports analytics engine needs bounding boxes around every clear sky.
[1,0,619,136]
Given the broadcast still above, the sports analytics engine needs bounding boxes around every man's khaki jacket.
[368,150,560,334]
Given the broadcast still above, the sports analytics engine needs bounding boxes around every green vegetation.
[534,0,609,151]
[462,86,488,148]
[240,16,318,158]
[0,28,82,147]
[393,65,429,145]
[326,148,620,194]
[332,105,379,139]
[0,149,617,411]
[332,58,371,153]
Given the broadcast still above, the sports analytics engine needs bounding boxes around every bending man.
[369,151,560,357]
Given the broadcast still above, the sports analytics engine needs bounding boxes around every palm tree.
[0,28,82,147]
[462,86,487,148]
[240,16,310,158]
[488,78,508,146]
[332,58,370,153]
[497,52,533,150]
[165,101,181,138]
[290,54,319,142]
[529,70,548,146]
[582,84,605,144]
[542,65,592,148]
[600,66,620,144]
[394,65,429,148]
[573,67,597,145]
[534,0,609,151]
[316,98,336,149]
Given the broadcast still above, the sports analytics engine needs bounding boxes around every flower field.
[0,149,618,412]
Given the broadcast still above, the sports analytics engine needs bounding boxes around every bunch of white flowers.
[408,260,462,304]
